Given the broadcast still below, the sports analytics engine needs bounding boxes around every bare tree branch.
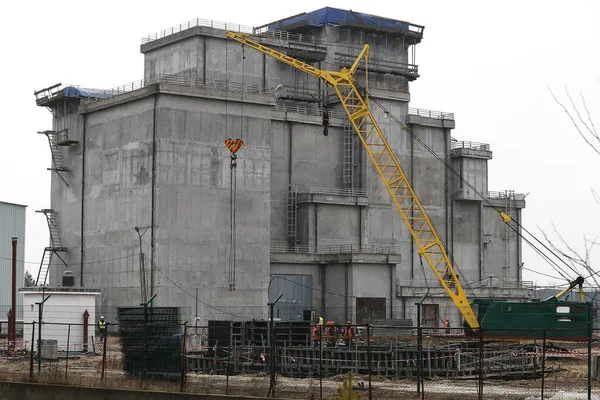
[592,188,600,205]
[537,223,582,277]
[548,87,600,156]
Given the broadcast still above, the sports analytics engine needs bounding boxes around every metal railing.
[141,17,327,47]
[370,80,410,94]
[487,191,527,201]
[79,72,276,105]
[255,29,326,46]
[271,103,346,118]
[408,107,455,120]
[294,185,367,197]
[270,243,401,255]
[451,140,490,151]
[141,18,253,44]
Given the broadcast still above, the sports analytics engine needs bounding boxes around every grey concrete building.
[34,7,531,328]
[0,201,26,321]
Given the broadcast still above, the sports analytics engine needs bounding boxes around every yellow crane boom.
[226,31,480,329]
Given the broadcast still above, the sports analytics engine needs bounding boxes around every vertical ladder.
[287,184,297,244]
[36,209,68,286]
[343,120,354,188]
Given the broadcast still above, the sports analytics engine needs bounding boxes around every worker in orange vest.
[312,325,321,345]
[444,318,450,334]
[325,321,336,346]
[343,321,355,347]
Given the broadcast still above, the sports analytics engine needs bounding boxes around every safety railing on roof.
[270,244,401,255]
[487,191,527,201]
[451,141,490,151]
[255,29,326,46]
[408,107,454,120]
[141,18,253,44]
[294,185,367,197]
[79,73,275,105]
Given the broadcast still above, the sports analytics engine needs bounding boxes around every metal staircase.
[39,130,78,186]
[36,209,68,286]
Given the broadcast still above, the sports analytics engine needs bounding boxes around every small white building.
[20,286,100,352]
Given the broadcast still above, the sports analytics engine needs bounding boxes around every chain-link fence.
[1,321,600,399]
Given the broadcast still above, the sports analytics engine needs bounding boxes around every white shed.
[20,287,100,352]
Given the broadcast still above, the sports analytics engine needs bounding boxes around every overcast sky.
[0,0,598,289]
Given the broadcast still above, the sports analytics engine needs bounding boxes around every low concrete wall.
[0,381,285,400]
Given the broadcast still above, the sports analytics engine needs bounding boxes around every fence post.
[319,324,323,400]
[29,322,35,382]
[101,329,107,384]
[180,323,188,393]
[65,324,71,379]
[589,304,593,400]
[541,329,546,399]
[367,324,372,400]
[226,322,231,395]
[82,310,89,353]
[478,328,483,400]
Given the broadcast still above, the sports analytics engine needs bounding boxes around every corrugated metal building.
[0,201,26,320]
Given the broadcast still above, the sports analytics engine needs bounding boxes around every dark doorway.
[356,297,386,324]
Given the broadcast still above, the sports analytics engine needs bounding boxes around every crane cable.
[226,44,248,292]
[356,82,581,282]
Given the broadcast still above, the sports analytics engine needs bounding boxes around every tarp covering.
[62,86,112,99]
[266,7,410,32]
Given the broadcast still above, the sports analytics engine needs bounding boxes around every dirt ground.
[0,351,598,400]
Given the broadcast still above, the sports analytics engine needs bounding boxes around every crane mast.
[226,31,480,329]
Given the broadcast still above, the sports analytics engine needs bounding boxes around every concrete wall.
[152,93,272,321]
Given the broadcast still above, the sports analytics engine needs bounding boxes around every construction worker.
[317,313,324,326]
[444,318,450,334]
[325,321,336,347]
[343,321,355,347]
[312,324,321,346]
[98,316,107,343]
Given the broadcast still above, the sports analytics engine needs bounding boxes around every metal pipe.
[9,237,18,353]
[150,92,158,297]
[344,264,349,322]
[80,113,86,286]
[389,265,393,319]
[416,291,428,395]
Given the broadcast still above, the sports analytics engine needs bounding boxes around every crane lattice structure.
[226,32,481,328]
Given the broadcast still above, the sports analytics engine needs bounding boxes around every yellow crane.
[226,31,481,328]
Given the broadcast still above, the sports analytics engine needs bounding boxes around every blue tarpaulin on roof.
[267,7,409,31]
[62,86,112,99]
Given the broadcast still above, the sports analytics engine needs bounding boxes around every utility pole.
[415,291,429,395]
[36,293,51,372]
[268,293,283,398]
[135,226,148,304]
